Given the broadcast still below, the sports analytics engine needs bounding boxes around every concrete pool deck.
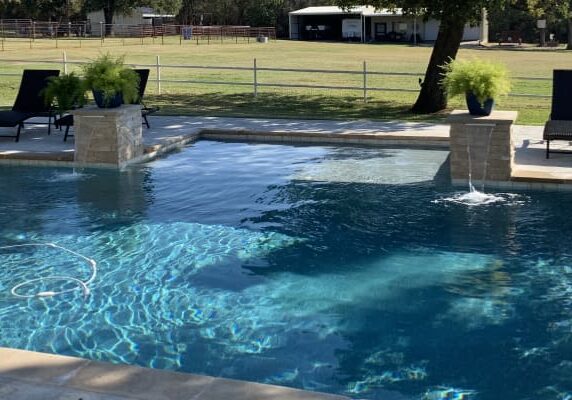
[0,348,349,400]
[1,115,572,187]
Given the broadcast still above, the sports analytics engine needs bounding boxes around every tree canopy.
[337,0,498,24]
[527,0,572,49]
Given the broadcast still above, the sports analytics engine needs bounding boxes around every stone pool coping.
[2,115,572,189]
[0,347,349,400]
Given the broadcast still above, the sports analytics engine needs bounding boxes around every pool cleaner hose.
[0,243,97,298]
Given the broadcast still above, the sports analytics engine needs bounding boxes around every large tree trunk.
[103,4,114,36]
[411,16,466,114]
[567,18,572,50]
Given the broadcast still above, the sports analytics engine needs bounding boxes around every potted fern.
[42,72,87,114]
[441,59,511,116]
[82,54,139,108]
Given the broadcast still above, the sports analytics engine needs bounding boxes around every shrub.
[42,72,86,112]
[82,54,139,106]
[441,59,511,103]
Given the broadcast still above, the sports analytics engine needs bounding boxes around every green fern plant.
[82,53,140,106]
[440,59,511,103]
[42,72,87,112]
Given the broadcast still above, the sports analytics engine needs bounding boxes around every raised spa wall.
[69,105,518,182]
[73,105,144,168]
[447,110,517,187]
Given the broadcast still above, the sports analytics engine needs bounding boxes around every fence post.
[100,22,104,46]
[253,58,258,97]
[63,51,68,74]
[32,21,36,42]
[29,22,33,49]
[363,60,368,103]
[156,55,161,95]
[1,20,4,51]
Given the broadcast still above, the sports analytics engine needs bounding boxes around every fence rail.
[0,54,552,101]
[0,20,276,49]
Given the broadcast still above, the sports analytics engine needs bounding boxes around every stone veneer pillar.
[446,110,518,185]
[72,105,143,168]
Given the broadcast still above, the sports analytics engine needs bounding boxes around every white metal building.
[87,7,175,35]
[289,6,483,43]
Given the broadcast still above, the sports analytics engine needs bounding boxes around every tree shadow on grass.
[146,92,448,123]
[0,92,449,122]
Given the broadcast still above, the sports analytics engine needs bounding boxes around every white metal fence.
[0,53,552,102]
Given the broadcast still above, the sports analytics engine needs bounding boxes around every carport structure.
[288,6,482,44]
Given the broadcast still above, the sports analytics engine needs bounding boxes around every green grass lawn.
[0,37,569,125]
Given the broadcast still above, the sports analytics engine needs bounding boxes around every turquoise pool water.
[1,141,571,400]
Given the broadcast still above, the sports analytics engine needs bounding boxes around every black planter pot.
[465,92,494,116]
[93,91,123,108]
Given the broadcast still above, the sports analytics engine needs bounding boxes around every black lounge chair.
[56,114,74,142]
[544,70,572,158]
[56,68,158,141]
[0,69,60,142]
[134,69,159,128]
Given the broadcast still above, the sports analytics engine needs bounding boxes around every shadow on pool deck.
[0,115,449,163]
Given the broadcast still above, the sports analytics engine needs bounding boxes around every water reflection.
[1,142,572,400]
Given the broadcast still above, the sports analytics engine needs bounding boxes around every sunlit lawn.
[0,37,568,124]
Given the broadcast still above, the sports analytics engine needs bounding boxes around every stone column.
[447,110,517,185]
[73,105,143,168]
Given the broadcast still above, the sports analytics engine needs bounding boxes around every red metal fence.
[0,19,276,44]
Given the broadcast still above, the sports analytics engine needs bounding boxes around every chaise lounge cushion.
[0,111,32,127]
[544,120,572,140]
[550,70,572,121]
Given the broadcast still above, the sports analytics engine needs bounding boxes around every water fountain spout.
[436,123,519,206]
[465,123,495,193]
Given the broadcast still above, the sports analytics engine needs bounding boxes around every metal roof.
[142,13,175,18]
[289,6,403,17]
[140,6,174,18]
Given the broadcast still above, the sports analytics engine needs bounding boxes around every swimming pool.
[1,140,571,400]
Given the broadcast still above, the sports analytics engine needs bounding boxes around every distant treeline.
[489,0,571,44]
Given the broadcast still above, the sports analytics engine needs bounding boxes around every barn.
[288,6,486,43]
[87,7,176,36]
